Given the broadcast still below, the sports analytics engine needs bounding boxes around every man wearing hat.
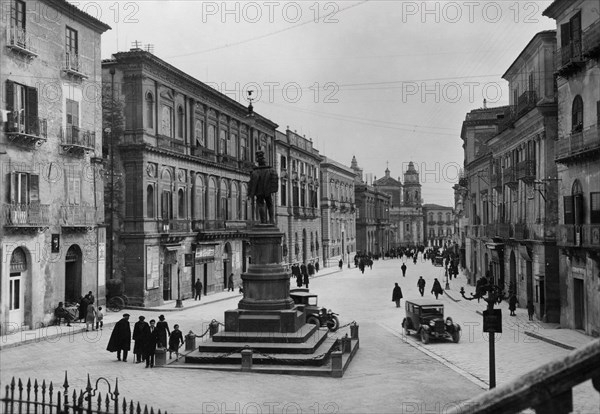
[106,313,131,362]
[132,315,149,363]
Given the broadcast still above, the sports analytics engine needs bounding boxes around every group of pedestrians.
[106,314,184,368]
[291,261,318,288]
[54,292,104,330]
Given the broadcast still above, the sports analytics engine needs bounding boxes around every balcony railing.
[556,40,585,77]
[515,90,538,117]
[447,339,600,414]
[6,26,37,57]
[513,223,528,240]
[3,204,50,227]
[61,126,96,155]
[497,223,512,239]
[491,173,503,189]
[582,18,600,58]
[517,159,536,183]
[63,53,87,78]
[6,113,48,147]
[556,125,600,163]
[160,219,191,233]
[60,206,100,225]
[502,166,518,188]
[558,224,600,248]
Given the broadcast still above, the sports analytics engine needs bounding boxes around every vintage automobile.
[289,289,340,331]
[401,299,461,344]
[433,256,445,267]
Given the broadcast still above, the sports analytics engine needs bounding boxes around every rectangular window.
[564,196,574,224]
[66,26,78,55]
[241,137,248,160]
[281,182,287,206]
[66,98,79,128]
[14,0,25,29]
[590,193,600,224]
[161,106,173,137]
[207,125,216,150]
[8,172,39,204]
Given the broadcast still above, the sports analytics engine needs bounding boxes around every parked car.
[289,289,340,331]
[433,256,444,267]
[402,299,460,344]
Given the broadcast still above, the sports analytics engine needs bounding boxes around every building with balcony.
[102,48,277,307]
[320,156,356,267]
[423,204,454,247]
[544,1,600,336]
[461,31,560,322]
[275,129,322,269]
[351,157,391,256]
[0,0,110,328]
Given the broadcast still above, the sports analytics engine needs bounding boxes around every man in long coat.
[132,315,148,363]
[392,283,403,308]
[431,278,444,300]
[247,150,278,224]
[106,313,131,362]
[143,319,160,368]
[401,262,407,277]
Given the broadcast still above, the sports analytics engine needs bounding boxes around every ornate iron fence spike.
[86,374,92,392]
[114,377,119,397]
[63,371,69,390]
[96,393,102,411]
[136,401,142,414]
[56,390,62,412]
[143,404,149,414]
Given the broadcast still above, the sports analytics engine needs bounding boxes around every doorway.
[8,247,28,326]
[65,245,82,304]
[222,243,231,289]
[163,264,172,301]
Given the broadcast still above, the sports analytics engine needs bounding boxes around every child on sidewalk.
[96,306,104,330]
[527,300,535,321]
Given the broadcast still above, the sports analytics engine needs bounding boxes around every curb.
[523,331,576,351]
[124,293,243,312]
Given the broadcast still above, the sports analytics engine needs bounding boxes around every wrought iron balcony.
[497,223,512,239]
[517,159,536,183]
[502,166,518,189]
[485,223,497,238]
[515,90,538,117]
[582,18,600,58]
[3,204,50,232]
[6,113,48,148]
[60,206,100,231]
[558,224,600,248]
[160,219,191,233]
[491,173,503,190]
[556,125,600,164]
[63,53,87,79]
[555,40,586,77]
[513,223,528,240]
[5,26,37,58]
[61,126,96,155]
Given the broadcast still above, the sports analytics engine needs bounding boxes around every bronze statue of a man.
[248,150,278,224]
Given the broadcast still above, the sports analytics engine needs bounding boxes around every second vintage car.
[402,299,461,344]
[289,289,340,331]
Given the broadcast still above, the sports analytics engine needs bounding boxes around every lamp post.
[175,264,183,308]
[460,282,506,389]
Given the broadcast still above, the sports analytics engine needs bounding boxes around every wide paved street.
[1,259,597,413]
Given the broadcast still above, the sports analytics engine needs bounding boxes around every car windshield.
[420,306,443,315]
[308,297,318,306]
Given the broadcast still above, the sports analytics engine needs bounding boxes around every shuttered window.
[564,196,574,224]
[590,192,600,224]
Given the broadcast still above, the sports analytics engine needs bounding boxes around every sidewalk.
[443,271,593,351]
[0,266,342,351]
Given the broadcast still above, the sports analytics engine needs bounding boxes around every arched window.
[572,95,583,132]
[146,185,154,218]
[241,183,248,220]
[219,130,227,154]
[145,92,154,129]
[161,106,172,137]
[231,181,239,220]
[220,180,228,220]
[207,125,216,150]
[208,178,217,220]
[177,106,184,139]
[178,188,185,218]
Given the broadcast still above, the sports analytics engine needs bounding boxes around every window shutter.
[8,172,16,204]
[29,174,39,204]
[73,177,80,205]
[591,193,600,224]
[574,194,584,225]
[27,86,38,121]
[67,175,74,205]
[560,22,570,47]
[564,196,574,224]
[6,81,15,131]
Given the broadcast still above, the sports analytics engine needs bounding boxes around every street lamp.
[460,281,506,389]
[175,264,183,308]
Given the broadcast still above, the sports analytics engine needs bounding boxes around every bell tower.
[402,162,422,206]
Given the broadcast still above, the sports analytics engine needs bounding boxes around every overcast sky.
[89,0,556,205]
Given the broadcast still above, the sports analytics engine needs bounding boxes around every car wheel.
[327,316,340,332]
[452,331,460,343]
[306,315,320,326]
[402,319,410,336]
[420,329,430,344]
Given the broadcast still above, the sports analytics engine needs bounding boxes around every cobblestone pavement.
[0,260,597,413]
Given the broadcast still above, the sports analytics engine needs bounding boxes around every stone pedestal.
[224,224,302,333]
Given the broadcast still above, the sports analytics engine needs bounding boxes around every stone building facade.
[352,157,390,255]
[320,156,356,267]
[544,1,600,336]
[461,31,560,322]
[423,204,454,247]
[102,49,277,307]
[275,129,321,269]
[0,0,110,328]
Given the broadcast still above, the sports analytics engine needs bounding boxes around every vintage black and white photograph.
[1,1,599,413]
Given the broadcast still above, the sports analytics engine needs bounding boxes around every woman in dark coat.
[392,283,403,308]
[106,314,131,361]
[431,278,444,300]
[155,315,170,348]
[509,294,518,316]
[78,296,89,322]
